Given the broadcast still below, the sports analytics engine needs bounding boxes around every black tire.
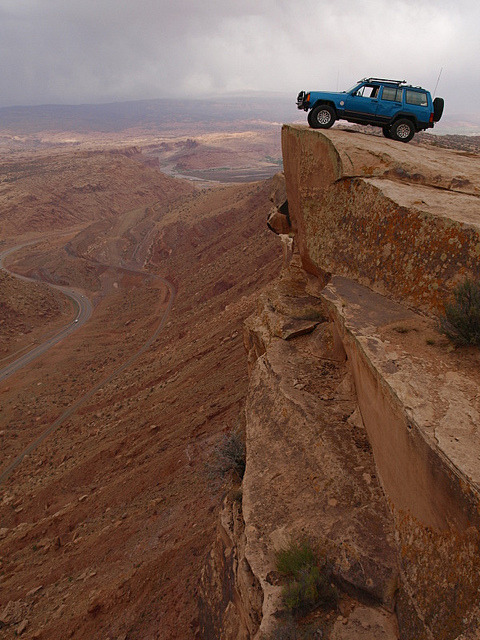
[382,126,392,139]
[433,97,444,122]
[307,108,317,128]
[308,105,336,129]
[390,118,415,143]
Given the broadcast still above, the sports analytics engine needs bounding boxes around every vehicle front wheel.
[390,119,415,143]
[308,105,336,129]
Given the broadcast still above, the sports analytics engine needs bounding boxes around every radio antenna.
[433,67,443,98]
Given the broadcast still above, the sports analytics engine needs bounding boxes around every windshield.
[345,83,362,94]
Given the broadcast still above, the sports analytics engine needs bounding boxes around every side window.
[381,87,403,102]
[405,90,428,106]
[355,85,379,98]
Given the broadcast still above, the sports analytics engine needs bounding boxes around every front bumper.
[296,91,310,111]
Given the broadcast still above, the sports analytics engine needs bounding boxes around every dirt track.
[0,244,93,384]
[0,243,174,485]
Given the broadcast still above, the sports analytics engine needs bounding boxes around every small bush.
[394,326,410,334]
[277,540,316,576]
[276,540,337,615]
[440,278,480,346]
[283,566,325,611]
[206,429,246,484]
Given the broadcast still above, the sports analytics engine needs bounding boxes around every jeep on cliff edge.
[297,77,444,142]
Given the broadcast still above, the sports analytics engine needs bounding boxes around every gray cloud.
[0,0,478,116]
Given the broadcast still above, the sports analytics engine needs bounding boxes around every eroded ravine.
[0,224,174,485]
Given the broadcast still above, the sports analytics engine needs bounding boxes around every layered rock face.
[201,262,401,639]
[201,128,480,640]
[242,264,401,638]
[282,126,480,314]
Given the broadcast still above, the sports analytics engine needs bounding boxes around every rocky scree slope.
[0,177,282,640]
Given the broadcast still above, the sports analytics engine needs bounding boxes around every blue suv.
[297,77,444,142]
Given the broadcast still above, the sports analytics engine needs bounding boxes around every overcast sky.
[1,0,478,115]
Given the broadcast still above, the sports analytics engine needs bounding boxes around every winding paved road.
[0,244,175,485]
[0,243,93,383]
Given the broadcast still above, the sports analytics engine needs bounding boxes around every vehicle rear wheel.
[390,118,415,143]
[308,105,336,129]
[382,126,392,139]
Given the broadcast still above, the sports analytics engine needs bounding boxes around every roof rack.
[359,77,407,85]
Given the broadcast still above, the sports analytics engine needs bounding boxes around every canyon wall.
[201,128,480,640]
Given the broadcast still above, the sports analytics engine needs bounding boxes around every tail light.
[429,112,434,123]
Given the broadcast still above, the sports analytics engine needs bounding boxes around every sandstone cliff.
[201,128,480,640]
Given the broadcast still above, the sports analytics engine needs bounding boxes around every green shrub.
[206,428,246,484]
[276,540,337,615]
[277,540,316,576]
[440,278,480,346]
